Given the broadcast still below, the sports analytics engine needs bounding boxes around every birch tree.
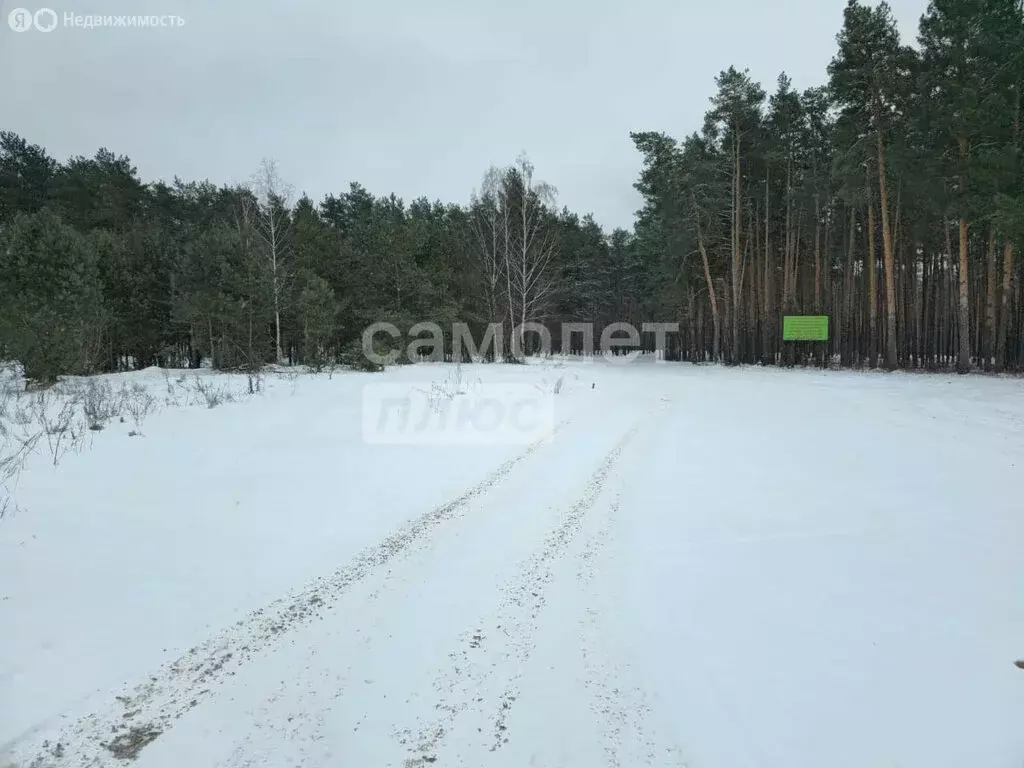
[505,154,559,357]
[470,155,559,358]
[248,158,294,364]
[469,166,507,328]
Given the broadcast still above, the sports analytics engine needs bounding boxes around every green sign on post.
[783,315,829,341]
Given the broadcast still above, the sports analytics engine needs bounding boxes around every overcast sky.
[2,0,924,230]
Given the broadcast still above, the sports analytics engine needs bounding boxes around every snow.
[1,359,1022,767]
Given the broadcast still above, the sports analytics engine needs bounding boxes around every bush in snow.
[535,375,564,395]
[191,375,234,409]
[28,390,86,467]
[341,339,383,372]
[75,380,125,431]
[0,381,42,520]
[123,383,158,433]
[248,367,269,395]
[417,364,474,414]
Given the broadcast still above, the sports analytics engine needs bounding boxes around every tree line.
[632,0,1023,371]
[1,0,1021,383]
[0,137,647,382]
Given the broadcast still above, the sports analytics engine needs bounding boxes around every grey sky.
[2,0,924,231]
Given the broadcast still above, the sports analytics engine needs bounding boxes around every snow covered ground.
[1,358,1022,768]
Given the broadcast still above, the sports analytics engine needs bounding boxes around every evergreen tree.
[829,0,915,370]
[919,0,1024,371]
[0,132,56,225]
[0,210,106,383]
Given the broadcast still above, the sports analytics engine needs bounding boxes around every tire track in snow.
[4,422,571,768]
[575,497,688,768]
[396,422,641,767]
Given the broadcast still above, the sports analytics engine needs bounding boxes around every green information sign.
[783,315,829,341]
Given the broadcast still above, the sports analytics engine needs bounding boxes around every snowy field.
[1,358,1022,768]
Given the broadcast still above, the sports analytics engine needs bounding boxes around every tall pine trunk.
[956,218,971,372]
[956,137,972,373]
[996,90,1019,372]
[875,131,898,370]
[762,177,772,364]
[996,239,1014,372]
[692,194,721,362]
[813,195,822,312]
[731,133,742,363]
[984,226,997,370]
[866,167,879,368]
[842,208,855,367]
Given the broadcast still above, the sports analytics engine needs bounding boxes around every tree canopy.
[2,0,1022,380]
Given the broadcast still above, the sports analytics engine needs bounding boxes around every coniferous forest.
[2,0,1023,382]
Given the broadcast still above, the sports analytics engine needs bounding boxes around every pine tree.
[0,210,106,383]
[829,0,914,370]
[918,0,1022,371]
[704,67,766,363]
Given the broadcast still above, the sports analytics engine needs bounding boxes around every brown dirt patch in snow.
[101,725,162,760]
